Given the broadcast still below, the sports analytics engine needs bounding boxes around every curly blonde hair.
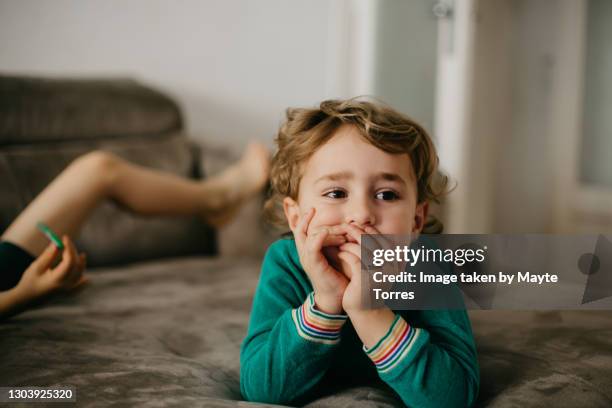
[265,98,449,233]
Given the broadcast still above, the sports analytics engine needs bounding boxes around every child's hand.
[294,208,350,314]
[337,224,394,313]
[16,236,88,301]
[335,223,367,313]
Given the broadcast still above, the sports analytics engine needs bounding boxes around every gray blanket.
[2,256,611,407]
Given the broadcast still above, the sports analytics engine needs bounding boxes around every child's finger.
[35,242,60,272]
[63,235,79,260]
[300,207,316,236]
[322,234,347,247]
[339,242,361,259]
[337,250,361,279]
[360,225,387,261]
[308,227,329,253]
[362,225,380,235]
[340,242,370,273]
[53,236,77,279]
[67,253,87,284]
[343,223,365,245]
[361,225,400,263]
[362,225,386,249]
[325,224,350,236]
[294,207,315,243]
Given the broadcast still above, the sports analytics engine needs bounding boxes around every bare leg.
[1,143,270,257]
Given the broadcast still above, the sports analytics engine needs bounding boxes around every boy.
[240,99,479,407]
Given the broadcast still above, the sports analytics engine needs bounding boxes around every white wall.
[0,0,336,149]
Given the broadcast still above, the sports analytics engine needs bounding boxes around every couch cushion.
[0,133,216,266]
[0,75,182,145]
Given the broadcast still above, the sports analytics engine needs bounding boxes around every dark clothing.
[0,241,35,291]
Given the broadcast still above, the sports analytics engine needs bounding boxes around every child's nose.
[344,198,376,226]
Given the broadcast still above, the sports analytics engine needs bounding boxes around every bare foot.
[201,142,270,227]
[232,142,271,199]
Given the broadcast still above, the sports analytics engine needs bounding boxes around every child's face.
[284,125,428,235]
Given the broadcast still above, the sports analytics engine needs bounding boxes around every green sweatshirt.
[240,238,480,407]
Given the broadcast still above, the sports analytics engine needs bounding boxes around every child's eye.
[324,189,347,199]
[375,190,399,201]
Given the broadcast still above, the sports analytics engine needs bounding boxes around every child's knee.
[71,150,121,187]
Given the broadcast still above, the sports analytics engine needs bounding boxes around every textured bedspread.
[1,256,611,407]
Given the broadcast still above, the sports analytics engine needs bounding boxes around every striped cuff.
[364,314,421,373]
[291,292,347,345]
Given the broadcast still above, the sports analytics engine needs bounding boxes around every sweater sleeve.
[364,311,480,408]
[240,241,347,405]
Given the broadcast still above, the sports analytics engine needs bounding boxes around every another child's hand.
[293,208,350,314]
[16,236,88,301]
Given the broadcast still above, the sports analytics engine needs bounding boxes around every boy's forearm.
[313,292,343,315]
[241,304,345,405]
[349,308,480,408]
[346,307,396,348]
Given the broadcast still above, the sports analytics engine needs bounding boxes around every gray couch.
[1,76,611,407]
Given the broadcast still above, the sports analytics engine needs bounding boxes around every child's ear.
[283,197,301,232]
[412,201,429,233]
